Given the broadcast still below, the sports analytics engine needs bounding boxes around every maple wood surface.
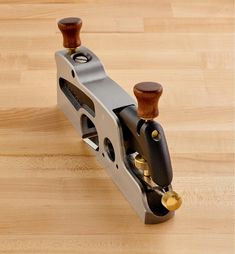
[0,0,234,253]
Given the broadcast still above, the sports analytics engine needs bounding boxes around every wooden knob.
[57,17,82,49]
[133,82,163,120]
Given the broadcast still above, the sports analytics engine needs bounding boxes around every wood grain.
[0,0,234,253]
[134,82,163,119]
[57,17,82,48]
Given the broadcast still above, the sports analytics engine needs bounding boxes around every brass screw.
[161,191,182,211]
[134,154,150,177]
[68,48,76,54]
[151,130,160,140]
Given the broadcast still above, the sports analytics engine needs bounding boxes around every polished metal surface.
[55,46,174,224]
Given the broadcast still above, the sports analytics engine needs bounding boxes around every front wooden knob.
[133,82,163,120]
[57,17,82,49]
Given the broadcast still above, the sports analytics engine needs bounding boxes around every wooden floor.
[0,0,234,253]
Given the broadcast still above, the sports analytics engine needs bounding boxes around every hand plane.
[56,17,182,224]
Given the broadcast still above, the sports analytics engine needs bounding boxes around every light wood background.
[0,0,234,253]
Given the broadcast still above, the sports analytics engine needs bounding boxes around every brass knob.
[133,82,163,120]
[134,154,150,177]
[57,17,82,52]
[161,191,182,211]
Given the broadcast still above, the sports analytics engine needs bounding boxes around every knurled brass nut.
[161,191,182,211]
[134,154,149,171]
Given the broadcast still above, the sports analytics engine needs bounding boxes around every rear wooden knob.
[58,17,82,50]
[133,82,163,120]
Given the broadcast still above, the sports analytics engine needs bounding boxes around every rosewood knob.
[58,17,82,50]
[133,82,163,120]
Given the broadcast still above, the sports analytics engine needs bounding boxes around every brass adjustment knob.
[161,191,182,211]
[58,17,82,52]
[134,154,150,177]
[133,82,163,120]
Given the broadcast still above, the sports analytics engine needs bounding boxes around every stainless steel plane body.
[55,46,173,224]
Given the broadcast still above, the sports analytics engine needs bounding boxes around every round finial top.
[57,17,82,49]
[133,82,163,120]
[161,191,182,211]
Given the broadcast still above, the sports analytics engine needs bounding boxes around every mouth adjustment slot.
[81,115,99,151]
[59,78,95,117]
